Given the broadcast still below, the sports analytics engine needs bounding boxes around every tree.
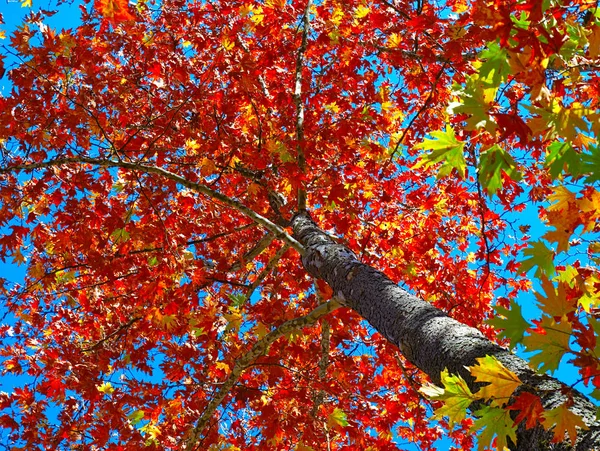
[0,0,599,449]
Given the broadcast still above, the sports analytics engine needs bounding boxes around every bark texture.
[292,212,600,451]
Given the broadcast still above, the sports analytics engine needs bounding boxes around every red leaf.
[509,392,545,429]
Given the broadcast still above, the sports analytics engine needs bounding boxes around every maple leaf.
[487,300,531,350]
[509,392,544,429]
[523,316,572,373]
[413,126,467,178]
[535,277,574,318]
[327,408,349,430]
[478,144,522,196]
[448,75,497,133]
[545,141,583,179]
[477,42,510,87]
[420,369,475,428]
[581,145,600,183]
[468,355,522,406]
[472,405,517,451]
[95,0,135,23]
[519,241,555,277]
[548,186,576,212]
[542,403,589,445]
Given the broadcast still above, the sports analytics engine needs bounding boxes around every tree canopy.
[0,0,599,449]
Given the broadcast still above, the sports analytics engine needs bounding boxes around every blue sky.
[0,1,597,450]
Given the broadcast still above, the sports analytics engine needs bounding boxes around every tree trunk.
[292,212,600,451]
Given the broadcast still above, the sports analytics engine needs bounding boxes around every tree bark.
[292,212,600,451]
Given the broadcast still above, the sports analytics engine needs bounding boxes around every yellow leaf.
[21,0,32,7]
[221,36,235,50]
[247,182,262,196]
[468,355,521,406]
[239,3,254,16]
[265,0,285,9]
[354,5,370,19]
[140,422,161,439]
[548,185,576,211]
[587,25,600,59]
[250,6,264,25]
[387,33,402,48]
[215,361,230,372]
[542,403,589,445]
[200,157,217,176]
[97,382,115,395]
[330,7,344,26]
[327,408,349,429]
[223,309,243,333]
[420,369,475,428]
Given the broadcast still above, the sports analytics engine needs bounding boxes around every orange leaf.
[542,402,589,444]
[509,392,544,429]
[95,0,135,23]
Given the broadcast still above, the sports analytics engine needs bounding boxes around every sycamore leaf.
[519,241,555,277]
[509,392,544,429]
[487,300,531,349]
[472,405,517,451]
[327,408,349,429]
[542,403,589,445]
[468,355,522,406]
[420,368,475,428]
[413,126,467,178]
[478,144,522,196]
[523,316,572,373]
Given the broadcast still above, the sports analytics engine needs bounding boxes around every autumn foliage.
[0,0,599,449]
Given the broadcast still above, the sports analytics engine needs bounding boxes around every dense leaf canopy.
[0,0,599,449]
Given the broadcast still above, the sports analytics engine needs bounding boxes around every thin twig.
[242,244,290,304]
[0,157,305,254]
[183,298,341,450]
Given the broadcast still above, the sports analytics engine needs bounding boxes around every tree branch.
[183,298,341,450]
[293,0,312,211]
[0,157,305,255]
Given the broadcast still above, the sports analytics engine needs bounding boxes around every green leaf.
[227,293,247,307]
[110,228,130,243]
[472,405,517,451]
[447,77,497,133]
[327,408,349,429]
[478,144,522,196]
[128,410,145,425]
[477,42,510,87]
[523,316,572,373]
[413,126,467,178]
[486,300,531,350]
[420,368,475,428]
[545,141,583,179]
[511,11,531,30]
[519,241,555,277]
[582,145,600,183]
